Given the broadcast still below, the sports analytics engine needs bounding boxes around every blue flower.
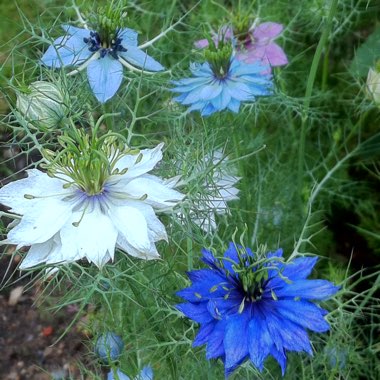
[171,58,272,116]
[95,332,124,363]
[176,243,340,377]
[41,25,164,103]
[107,366,153,380]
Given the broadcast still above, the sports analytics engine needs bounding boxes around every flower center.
[232,14,254,47]
[204,41,233,79]
[42,129,136,196]
[83,31,127,59]
[86,3,129,59]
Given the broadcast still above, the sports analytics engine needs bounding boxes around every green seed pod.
[16,81,69,129]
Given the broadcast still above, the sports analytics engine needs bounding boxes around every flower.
[95,332,124,363]
[107,366,153,380]
[195,22,288,68]
[41,24,164,103]
[366,65,380,104]
[171,42,272,116]
[176,243,340,376]
[16,81,69,129]
[178,150,240,232]
[0,135,184,269]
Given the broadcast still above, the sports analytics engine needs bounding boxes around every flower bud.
[16,81,68,129]
[366,64,380,104]
[95,332,124,363]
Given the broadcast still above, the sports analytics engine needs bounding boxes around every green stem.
[297,0,338,193]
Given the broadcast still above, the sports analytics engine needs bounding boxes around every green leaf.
[350,27,380,77]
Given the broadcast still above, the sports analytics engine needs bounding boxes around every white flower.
[0,143,184,269]
[367,67,380,104]
[180,150,240,232]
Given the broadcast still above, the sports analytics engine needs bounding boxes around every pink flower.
[195,22,288,68]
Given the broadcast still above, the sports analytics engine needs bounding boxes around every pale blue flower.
[95,332,124,363]
[107,366,153,380]
[171,57,272,116]
[41,25,164,103]
[176,243,340,376]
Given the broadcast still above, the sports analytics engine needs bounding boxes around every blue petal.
[193,321,215,347]
[270,300,331,332]
[248,309,273,371]
[282,256,318,281]
[227,98,241,113]
[201,248,217,266]
[205,319,227,359]
[138,366,154,380]
[107,369,131,380]
[176,302,213,324]
[41,35,92,68]
[223,311,250,369]
[87,56,123,103]
[200,103,217,116]
[222,242,240,273]
[119,47,164,71]
[61,24,92,39]
[190,62,213,77]
[119,27,139,47]
[198,82,222,100]
[226,81,253,101]
[211,86,231,111]
[270,346,287,376]
[274,279,340,300]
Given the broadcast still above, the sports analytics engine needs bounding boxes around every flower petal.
[253,22,284,41]
[113,143,164,179]
[224,311,250,369]
[124,176,185,209]
[87,56,123,103]
[111,205,151,252]
[119,46,164,71]
[60,208,118,267]
[119,27,138,46]
[41,34,92,68]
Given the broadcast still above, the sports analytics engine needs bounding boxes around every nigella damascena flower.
[0,132,184,269]
[179,150,240,232]
[41,7,163,103]
[367,62,380,104]
[171,42,272,116]
[195,19,288,68]
[95,332,124,363]
[107,366,153,380]
[176,243,340,377]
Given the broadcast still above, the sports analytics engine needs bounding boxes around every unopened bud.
[16,81,69,129]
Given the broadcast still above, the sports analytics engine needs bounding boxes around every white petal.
[7,197,73,247]
[124,176,185,210]
[0,169,69,215]
[114,143,164,180]
[60,208,118,267]
[124,201,167,242]
[110,205,151,251]
[116,234,160,260]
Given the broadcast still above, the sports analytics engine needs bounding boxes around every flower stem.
[297,0,338,195]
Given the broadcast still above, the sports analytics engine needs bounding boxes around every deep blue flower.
[107,366,153,380]
[171,57,272,116]
[41,25,164,103]
[176,243,340,377]
[95,332,124,363]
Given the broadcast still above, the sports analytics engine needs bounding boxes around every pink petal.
[265,43,288,66]
[253,22,284,41]
[194,39,209,49]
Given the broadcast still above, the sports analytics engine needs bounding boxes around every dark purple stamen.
[83,31,127,59]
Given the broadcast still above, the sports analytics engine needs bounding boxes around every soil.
[0,255,88,380]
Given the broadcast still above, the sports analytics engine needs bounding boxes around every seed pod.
[16,81,68,129]
[367,67,380,104]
